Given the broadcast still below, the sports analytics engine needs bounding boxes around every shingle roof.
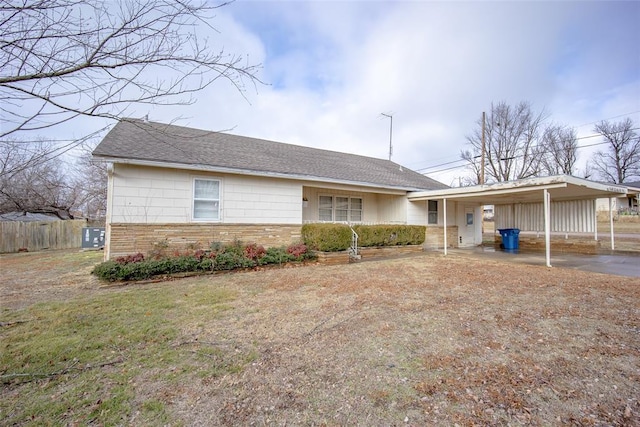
[93,119,448,191]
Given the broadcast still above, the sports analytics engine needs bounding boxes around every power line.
[573,110,640,129]
[421,126,639,173]
[413,112,640,174]
[421,127,640,176]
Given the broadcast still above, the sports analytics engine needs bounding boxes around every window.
[335,197,349,221]
[466,212,474,225]
[193,178,220,220]
[428,200,438,225]
[319,196,333,221]
[318,195,363,222]
[350,197,363,222]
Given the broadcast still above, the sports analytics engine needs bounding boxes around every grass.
[1,282,246,426]
[1,250,639,425]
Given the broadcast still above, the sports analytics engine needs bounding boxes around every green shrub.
[91,261,122,281]
[301,223,352,252]
[301,223,425,252]
[91,241,316,282]
[353,225,426,247]
[260,246,294,265]
[214,251,255,270]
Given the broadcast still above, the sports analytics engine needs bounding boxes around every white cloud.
[43,1,640,185]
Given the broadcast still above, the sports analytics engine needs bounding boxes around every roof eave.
[408,175,628,202]
[93,155,431,193]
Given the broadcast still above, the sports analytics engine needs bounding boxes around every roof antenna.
[380,112,393,161]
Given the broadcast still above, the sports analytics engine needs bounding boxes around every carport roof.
[408,175,628,204]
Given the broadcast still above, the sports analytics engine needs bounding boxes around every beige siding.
[224,175,301,223]
[110,164,302,224]
[376,194,407,223]
[111,164,191,223]
[407,200,427,225]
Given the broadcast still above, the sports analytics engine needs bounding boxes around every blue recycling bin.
[498,228,520,250]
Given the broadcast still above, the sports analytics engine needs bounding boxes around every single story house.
[93,119,629,266]
[92,119,453,259]
[595,181,640,216]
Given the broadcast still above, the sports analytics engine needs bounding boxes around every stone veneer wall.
[424,226,459,249]
[493,234,600,255]
[108,223,302,259]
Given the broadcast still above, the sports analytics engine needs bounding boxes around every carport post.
[544,189,551,268]
[593,199,598,241]
[443,198,448,256]
[609,197,615,251]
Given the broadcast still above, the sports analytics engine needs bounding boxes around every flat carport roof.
[408,175,629,267]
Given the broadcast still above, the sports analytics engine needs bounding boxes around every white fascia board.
[93,156,420,194]
[562,175,627,194]
[408,182,568,201]
[408,174,628,201]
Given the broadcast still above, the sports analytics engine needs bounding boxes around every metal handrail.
[349,225,359,257]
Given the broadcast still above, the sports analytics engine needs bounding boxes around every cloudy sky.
[57,1,640,185]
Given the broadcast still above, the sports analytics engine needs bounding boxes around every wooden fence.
[0,219,86,253]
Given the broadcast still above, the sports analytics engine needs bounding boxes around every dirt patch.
[0,249,105,310]
[1,250,639,425]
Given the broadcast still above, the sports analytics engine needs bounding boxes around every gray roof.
[0,212,62,222]
[93,119,448,191]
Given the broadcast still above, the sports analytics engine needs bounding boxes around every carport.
[409,175,629,267]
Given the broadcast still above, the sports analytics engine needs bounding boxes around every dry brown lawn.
[1,249,639,425]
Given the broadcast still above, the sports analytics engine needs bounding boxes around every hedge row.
[92,243,315,282]
[301,224,426,252]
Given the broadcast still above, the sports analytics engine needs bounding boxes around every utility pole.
[480,111,486,185]
[381,112,393,160]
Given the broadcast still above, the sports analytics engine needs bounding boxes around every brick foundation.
[315,251,350,265]
[107,223,302,259]
[359,245,423,259]
[424,226,459,249]
[315,245,424,266]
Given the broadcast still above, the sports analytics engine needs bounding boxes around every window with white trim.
[193,178,220,220]
[318,195,363,222]
[428,200,438,225]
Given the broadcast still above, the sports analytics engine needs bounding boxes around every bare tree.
[591,118,640,183]
[0,137,53,179]
[71,150,108,221]
[582,160,594,180]
[539,124,578,175]
[0,0,261,139]
[0,141,108,219]
[462,101,548,183]
[0,141,79,216]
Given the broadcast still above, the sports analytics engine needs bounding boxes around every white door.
[458,205,481,247]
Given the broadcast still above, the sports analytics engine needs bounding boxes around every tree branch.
[1,358,124,385]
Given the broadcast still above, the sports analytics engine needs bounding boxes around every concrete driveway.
[451,247,640,278]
